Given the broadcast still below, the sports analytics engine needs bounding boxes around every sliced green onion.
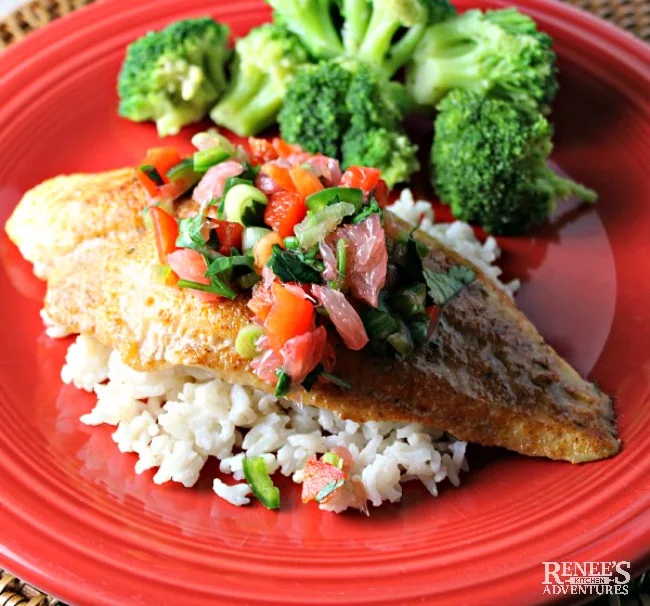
[242,227,272,254]
[193,147,230,172]
[191,130,236,156]
[320,371,352,390]
[242,456,280,510]
[275,369,291,397]
[205,254,254,277]
[237,272,262,289]
[306,187,364,212]
[294,202,355,249]
[140,164,164,186]
[176,278,236,299]
[387,319,414,357]
[223,184,268,226]
[284,236,299,250]
[235,324,265,359]
[336,238,347,279]
[388,283,427,318]
[322,452,343,468]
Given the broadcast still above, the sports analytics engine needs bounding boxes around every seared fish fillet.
[5,169,147,279]
[43,212,619,463]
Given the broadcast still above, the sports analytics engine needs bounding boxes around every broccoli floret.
[278,61,352,157]
[432,90,597,235]
[342,124,419,187]
[342,61,419,185]
[279,59,419,186]
[406,8,557,113]
[355,0,455,77]
[210,24,310,137]
[118,18,230,137]
[267,0,344,59]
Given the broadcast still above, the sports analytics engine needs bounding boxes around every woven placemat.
[0,0,648,604]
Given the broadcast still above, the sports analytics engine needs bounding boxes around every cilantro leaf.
[266,245,322,284]
[205,254,254,277]
[176,278,236,299]
[423,265,476,306]
[275,369,291,397]
[352,198,383,224]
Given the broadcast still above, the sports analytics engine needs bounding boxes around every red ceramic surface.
[0,1,649,604]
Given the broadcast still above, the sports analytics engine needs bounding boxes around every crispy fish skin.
[44,213,619,463]
[5,169,147,279]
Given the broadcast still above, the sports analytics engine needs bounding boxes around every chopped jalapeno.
[305,187,364,212]
[242,456,280,510]
[193,147,231,172]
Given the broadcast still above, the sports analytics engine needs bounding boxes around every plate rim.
[1,0,649,604]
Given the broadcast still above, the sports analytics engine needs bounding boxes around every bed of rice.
[57,189,517,513]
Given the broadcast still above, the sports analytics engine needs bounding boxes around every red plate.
[1,1,649,604]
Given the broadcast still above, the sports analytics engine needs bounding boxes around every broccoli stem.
[538,169,598,206]
[291,6,344,58]
[210,72,280,137]
[341,0,371,53]
[357,11,403,66]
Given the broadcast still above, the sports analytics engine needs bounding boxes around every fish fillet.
[42,209,619,463]
[5,169,148,279]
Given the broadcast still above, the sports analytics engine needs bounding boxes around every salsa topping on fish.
[140,132,476,397]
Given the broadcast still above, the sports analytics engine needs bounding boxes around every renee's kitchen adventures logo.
[542,561,631,596]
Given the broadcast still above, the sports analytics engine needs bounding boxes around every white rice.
[55,192,519,512]
[387,189,520,295]
[62,339,468,512]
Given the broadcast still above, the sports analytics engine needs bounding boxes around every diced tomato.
[138,147,183,196]
[149,206,179,263]
[289,165,323,199]
[260,163,297,194]
[373,179,389,207]
[272,138,303,159]
[253,231,285,271]
[425,305,441,340]
[280,326,327,384]
[340,166,381,195]
[212,220,243,255]
[264,283,314,353]
[167,249,220,303]
[248,137,278,165]
[264,191,307,238]
[301,459,347,504]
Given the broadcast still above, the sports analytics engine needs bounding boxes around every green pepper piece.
[305,187,364,212]
[242,456,280,510]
